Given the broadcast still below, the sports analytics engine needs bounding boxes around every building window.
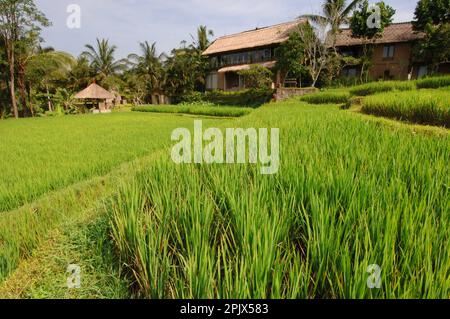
[383,45,395,58]
[206,73,218,90]
[418,66,428,78]
[343,68,358,77]
[210,57,218,68]
[341,50,356,57]
[239,75,245,89]
[219,49,273,67]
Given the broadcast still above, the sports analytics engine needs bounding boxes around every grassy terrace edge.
[299,76,450,128]
[362,90,450,128]
[132,105,252,117]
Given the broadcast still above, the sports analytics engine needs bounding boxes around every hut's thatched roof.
[75,83,115,100]
[202,20,306,56]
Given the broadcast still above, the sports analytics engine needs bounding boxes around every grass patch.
[1,97,449,299]
[132,105,252,117]
[362,90,450,127]
[417,76,450,89]
[0,210,130,299]
[108,101,450,299]
[349,81,416,96]
[301,90,351,105]
[0,112,223,212]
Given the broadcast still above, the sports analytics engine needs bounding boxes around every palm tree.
[26,48,75,112]
[191,25,214,52]
[67,56,94,92]
[189,25,214,91]
[82,38,126,81]
[127,41,164,92]
[300,0,362,48]
[16,29,75,115]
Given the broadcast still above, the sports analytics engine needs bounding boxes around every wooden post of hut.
[74,83,116,113]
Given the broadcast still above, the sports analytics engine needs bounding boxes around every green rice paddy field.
[0,90,449,299]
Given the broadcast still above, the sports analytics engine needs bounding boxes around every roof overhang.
[218,61,277,73]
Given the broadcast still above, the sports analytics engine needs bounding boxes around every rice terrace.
[0,0,449,306]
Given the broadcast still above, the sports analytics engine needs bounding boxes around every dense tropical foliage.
[412,0,450,73]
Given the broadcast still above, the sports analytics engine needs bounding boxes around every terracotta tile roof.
[75,83,115,100]
[335,22,425,47]
[203,20,306,56]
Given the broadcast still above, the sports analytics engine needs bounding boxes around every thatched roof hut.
[75,83,116,113]
[75,83,115,100]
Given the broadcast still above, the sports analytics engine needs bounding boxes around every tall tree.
[16,29,41,115]
[0,39,9,117]
[0,0,49,118]
[297,23,330,87]
[82,38,126,83]
[67,56,93,92]
[191,25,214,51]
[350,0,395,81]
[189,25,214,91]
[412,0,450,73]
[300,1,363,83]
[26,48,75,112]
[127,41,164,101]
[413,0,450,31]
[274,31,308,87]
[164,47,198,100]
[300,0,363,49]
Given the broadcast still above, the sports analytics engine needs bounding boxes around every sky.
[35,0,417,59]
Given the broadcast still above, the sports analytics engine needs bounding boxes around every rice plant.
[301,90,351,105]
[362,90,450,127]
[132,105,252,117]
[0,112,224,212]
[108,101,450,299]
[349,81,416,96]
[417,75,450,89]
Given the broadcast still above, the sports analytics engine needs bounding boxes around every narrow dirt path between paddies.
[0,151,168,298]
[0,203,129,298]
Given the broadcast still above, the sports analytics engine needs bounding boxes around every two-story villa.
[202,20,305,91]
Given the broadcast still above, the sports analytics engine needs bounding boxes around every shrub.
[301,90,351,105]
[416,76,450,89]
[0,109,11,120]
[326,75,363,88]
[362,90,450,127]
[350,81,416,96]
[179,91,204,104]
[132,104,252,117]
[204,89,274,107]
[237,65,274,90]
